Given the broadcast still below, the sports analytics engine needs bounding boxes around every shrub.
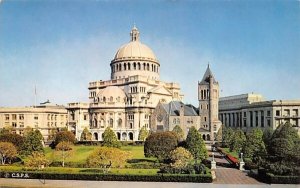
[102,127,121,148]
[185,126,207,162]
[0,133,24,151]
[54,131,76,146]
[144,131,178,161]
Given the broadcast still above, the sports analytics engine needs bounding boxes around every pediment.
[148,85,172,96]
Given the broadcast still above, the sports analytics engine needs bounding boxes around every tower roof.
[200,64,217,84]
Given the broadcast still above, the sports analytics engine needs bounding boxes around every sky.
[0,0,299,107]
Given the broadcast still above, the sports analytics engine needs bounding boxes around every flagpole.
[34,85,37,108]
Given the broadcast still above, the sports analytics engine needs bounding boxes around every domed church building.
[69,26,184,141]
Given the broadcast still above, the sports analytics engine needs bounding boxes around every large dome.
[110,26,160,80]
[114,41,157,62]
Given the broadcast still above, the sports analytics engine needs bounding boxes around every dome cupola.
[110,26,160,80]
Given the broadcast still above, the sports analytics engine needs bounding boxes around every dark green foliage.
[144,131,178,161]
[243,128,266,163]
[172,125,184,141]
[0,133,24,151]
[102,127,121,148]
[229,129,246,153]
[21,130,44,156]
[185,126,207,161]
[54,131,76,146]
[222,127,234,147]
[261,122,300,176]
[0,171,212,183]
[160,163,207,175]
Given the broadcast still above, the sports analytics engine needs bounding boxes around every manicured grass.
[44,145,156,163]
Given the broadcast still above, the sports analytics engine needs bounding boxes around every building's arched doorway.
[93,132,98,141]
[207,134,210,141]
[128,132,133,141]
[122,132,127,141]
[202,134,206,141]
[117,132,121,140]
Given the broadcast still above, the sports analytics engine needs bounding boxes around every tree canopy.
[185,126,207,162]
[229,129,246,153]
[138,126,149,141]
[243,128,266,163]
[144,131,178,161]
[55,141,74,167]
[172,125,185,141]
[0,142,17,165]
[21,130,44,156]
[0,132,24,151]
[102,127,121,148]
[54,131,76,146]
[80,127,92,141]
[86,147,131,173]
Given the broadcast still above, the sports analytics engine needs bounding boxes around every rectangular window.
[243,119,247,127]
[84,114,87,121]
[12,122,17,127]
[19,122,24,128]
[5,114,10,120]
[12,114,16,120]
[276,110,280,116]
[34,114,38,120]
[267,111,271,116]
[243,112,246,117]
[292,109,298,117]
[261,111,264,127]
[267,119,271,127]
[19,114,24,120]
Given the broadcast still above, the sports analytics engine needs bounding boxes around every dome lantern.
[130,25,140,42]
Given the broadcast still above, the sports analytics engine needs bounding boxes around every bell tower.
[198,64,221,142]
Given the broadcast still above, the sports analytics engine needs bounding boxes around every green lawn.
[44,145,156,163]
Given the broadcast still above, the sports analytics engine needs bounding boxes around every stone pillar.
[211,152,216,170]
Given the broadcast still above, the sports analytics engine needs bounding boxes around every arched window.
[138,62,141,70]
[143,63,146,70]
[122,132,127,141]
[109,118,113,127]
[110,96,113,102]
[207,134,211,141]
[117,132,121,140]
[202,134,206,140]
[124,63,127,70]
[93,132,98,141]
[147,63,150,71]
[133,62,136,70]
[128,63,131,70]
[118,118,122,127]
[103,97,106,102]
[128,132,133,141]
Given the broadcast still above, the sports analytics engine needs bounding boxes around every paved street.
[0,178,299,188]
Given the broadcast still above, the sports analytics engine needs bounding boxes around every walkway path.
[207,148,263,184]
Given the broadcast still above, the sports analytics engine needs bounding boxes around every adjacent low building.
[219,93,300,134]
[0,100,68,141]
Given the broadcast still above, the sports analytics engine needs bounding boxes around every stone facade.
[219,93,300,134]
[71,26,184,141]
[0,101,68,141]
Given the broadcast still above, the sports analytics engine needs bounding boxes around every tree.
[222,127,234,147]
[0,142,17,164]
[169,147,193,171]
[229,129,246,153]
[54,131,76,146]
[268,122,299,160]
[86,147,131,173]
[262,122,300,176]
[25,151,50,169]
[243,128,266,163]
[21,130,44,156]
[262,127,274,151]
[144,131,178,161]
[102,127,121,148]
[55,141,73,167]
[0,133,24,151]
[138,126,149,141]
[172,125,184,141]
[215,124,223,143]
[80,127,92,141]
[185,126,207,162]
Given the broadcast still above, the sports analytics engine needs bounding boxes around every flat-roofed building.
[219,94,300,134]
[0,100,68,141]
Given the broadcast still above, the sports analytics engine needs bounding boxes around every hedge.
[258,168,300,184]
[0,171,212,183]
